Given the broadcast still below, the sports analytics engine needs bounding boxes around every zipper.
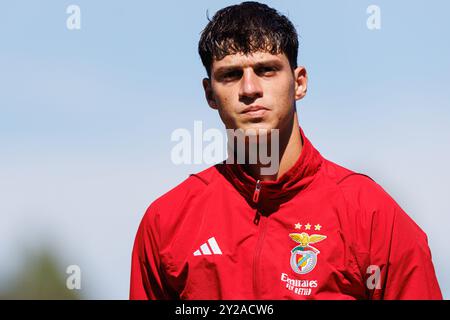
[252,216,268,298]
[252,179,261,203]
[252,180,261,225]
[251,179,269,298]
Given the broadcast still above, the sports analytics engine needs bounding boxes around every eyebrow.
[213,59,284,77]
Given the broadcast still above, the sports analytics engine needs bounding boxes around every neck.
[242,114,303,182]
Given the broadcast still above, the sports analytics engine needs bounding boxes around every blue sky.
[0,1,449,299]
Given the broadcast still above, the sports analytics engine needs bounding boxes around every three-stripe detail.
[193,237,222,256]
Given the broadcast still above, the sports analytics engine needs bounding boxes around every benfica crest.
[289,232,327,274]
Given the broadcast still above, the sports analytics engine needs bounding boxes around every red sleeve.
[339,174,442,300]
[129,204,176,300]
[369,205,443,300]
[361,183,442,300]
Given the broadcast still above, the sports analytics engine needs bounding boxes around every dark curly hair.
[198,1,299,78]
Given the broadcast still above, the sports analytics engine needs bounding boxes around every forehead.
[211,51,289,70]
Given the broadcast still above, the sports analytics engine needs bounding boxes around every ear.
[202,78,218,110]
[293,66,308,101]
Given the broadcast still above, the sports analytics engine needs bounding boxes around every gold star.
[295,223,302,229]
[305,223,311,230]
[314,224,322,231]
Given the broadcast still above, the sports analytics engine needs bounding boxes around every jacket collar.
[216,126,323,215]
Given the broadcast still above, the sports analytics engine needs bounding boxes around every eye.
[256,66,277,76]
[222,70,242,81]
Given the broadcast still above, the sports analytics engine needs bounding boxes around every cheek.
[215,89,238,115]
[214,93,237,126]
[212,86,232,106]
[270,80,295,109]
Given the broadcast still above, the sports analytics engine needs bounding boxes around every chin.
[241,121,277,134]
[230,123,279,142]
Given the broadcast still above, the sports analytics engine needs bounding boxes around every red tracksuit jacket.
[130,127,442,300]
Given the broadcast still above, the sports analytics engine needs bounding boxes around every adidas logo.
[193,237,222,256]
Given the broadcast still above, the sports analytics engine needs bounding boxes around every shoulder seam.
[337,172,374,185]
[189,173,210,186]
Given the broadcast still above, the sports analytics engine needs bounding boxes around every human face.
[203,51,307,135]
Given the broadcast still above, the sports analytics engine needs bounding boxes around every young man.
[130,2,442,299]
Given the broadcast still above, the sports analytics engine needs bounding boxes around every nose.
[239,68,263,100]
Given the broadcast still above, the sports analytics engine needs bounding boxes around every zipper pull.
[253,180,262,225]
[252,180,261,203]
[253,210,261,225]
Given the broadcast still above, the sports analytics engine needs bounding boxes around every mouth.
[241,105,269,118]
